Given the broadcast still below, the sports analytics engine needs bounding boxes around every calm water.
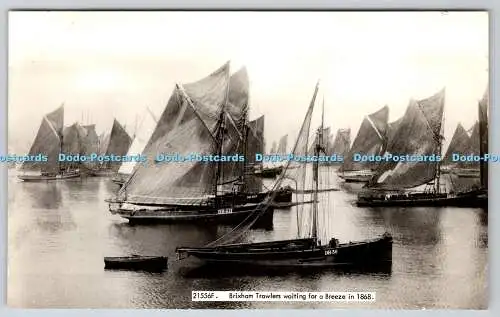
[7,170,488,309]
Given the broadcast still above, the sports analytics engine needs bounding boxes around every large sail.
[207,82,320,247]
[219,67,250,191]
[367,89,445,190]
[478,86,489,189]
[104,119,133,172]
[117,109,158,176]
[21,105,64,174]
[331,128,351,159]
[340,106,389,171]
[245,115,265,193]
[276,134,288,154]
[117,63,232,204]
[61,122,88,170]
[443,123,470,166]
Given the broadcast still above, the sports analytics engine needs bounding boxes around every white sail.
[118,109,158,176]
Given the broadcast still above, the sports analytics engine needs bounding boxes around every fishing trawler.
[176,82,393,268]
[18,105,82,181]
[107,62,288,224]
[87,119,132,177]
[338,106,389,183]
[356,88,488,209]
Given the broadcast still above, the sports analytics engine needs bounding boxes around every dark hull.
[109,188,292,210]
[114,204,274,227]
[18,172,81,182]
[104,256,168,271]
[337,171,374,183]
[254,166,283,178]
[176,234,392,268]
[356,191,487,208]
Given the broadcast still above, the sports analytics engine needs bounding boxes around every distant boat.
[176,81,393,269]
[256,134,288,179]
[338,106,389,183]
[87,119,132,177]
[18,105,81,182]
[104,255,168,271]
[356,88,487,209]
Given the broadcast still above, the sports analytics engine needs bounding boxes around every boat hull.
[104,256,168,271]
[176,234,392,268]
[18,172,81,182]
[114,204,274,227]
[254,166,283,178]
[356,191,487,208]
[337,170,374,183]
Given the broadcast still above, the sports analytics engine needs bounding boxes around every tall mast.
[435,113,444,194]
[213,64,231,198]
[312,97,324,243]
[240,105,249,193]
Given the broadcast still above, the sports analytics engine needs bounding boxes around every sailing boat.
[440,123,471,175]
[356,88,487,208]
[338,106,389,182]
[88,119,132,176]
[112,108,158,186]
[18,105,81,181]
[254,134,288,178]
[330,128,351,165]
[450,122,481,178]
[107,62,281,225]
[176,82,393,268]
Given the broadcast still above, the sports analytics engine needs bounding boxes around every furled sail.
[21,105,64,174]
[103,119,133,172]
[117,108,158,176]
[367,89,445,190]
[340,106,389,172]
[117,62,235,204]
[443,123,470,165]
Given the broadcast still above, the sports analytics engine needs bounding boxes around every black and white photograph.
[7,11,488,309]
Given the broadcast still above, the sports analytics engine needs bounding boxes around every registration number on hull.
[325,249,338,256]
[217,208,233,214]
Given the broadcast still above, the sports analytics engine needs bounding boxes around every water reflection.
[8,176,488,309]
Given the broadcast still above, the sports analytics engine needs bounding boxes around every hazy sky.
[8,11,488,153]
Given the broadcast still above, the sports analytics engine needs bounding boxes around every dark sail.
[117,62,232,204]
[443,123,470,166]
[331,128,351,159]
[104,119,132,172]
[367,89,445,190]
[245,115,265,193]
[478,87,489,189]
[341,106,389,171]
[61,122,88,170]
[21,105,64,174]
